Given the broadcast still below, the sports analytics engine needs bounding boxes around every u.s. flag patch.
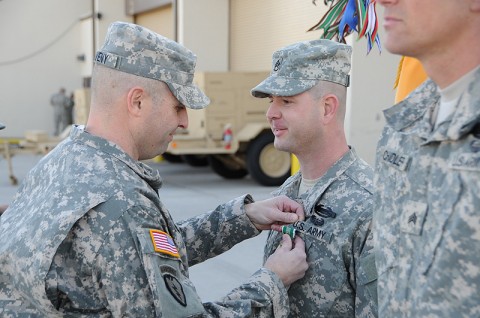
[149,229,180,258]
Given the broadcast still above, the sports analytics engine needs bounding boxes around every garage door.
[135,4,175,40]
[230,0,327,71]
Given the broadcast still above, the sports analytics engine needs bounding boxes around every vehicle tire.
[181,154,209,167]
[207,155,248,179]
[162,153,184,163]
[246,132,291,186]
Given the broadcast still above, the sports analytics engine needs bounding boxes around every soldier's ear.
[127,87,145,117]
[321,94,339,125]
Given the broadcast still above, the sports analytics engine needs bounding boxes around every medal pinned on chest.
[281,225,297,239]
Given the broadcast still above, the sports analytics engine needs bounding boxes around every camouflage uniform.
[251,39,378,317]
[0,126,288,317]
[263,149,377,317]
[0,22,290,317]
[373,67,480,317]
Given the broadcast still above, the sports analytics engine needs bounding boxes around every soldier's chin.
[160,144,169,155]
[274,141,290,153]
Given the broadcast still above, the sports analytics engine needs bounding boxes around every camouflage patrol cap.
[251,39,352,98]
[94,21,209,109]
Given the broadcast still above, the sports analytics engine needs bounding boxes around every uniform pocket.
[416,174,461,275]
[298,221,344,292]
[357,253,378,304]
[374,169,407,276]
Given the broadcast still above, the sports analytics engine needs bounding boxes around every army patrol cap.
[251,39,352,98]
[94,21,210,109]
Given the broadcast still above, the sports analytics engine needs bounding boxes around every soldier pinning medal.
[0,21,309,317]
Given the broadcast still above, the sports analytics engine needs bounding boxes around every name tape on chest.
[150,229,180,258]
[382,149,411,171]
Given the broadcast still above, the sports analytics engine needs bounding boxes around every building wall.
[0,0,131,138]
[0,0,87,137]
[178,0,229,72]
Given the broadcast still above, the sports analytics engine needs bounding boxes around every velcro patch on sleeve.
[149,229,180,258]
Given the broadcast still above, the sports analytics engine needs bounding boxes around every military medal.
[281,225,296,239]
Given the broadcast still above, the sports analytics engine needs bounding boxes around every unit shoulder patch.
[163,273,187,307]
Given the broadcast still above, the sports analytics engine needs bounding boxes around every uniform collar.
[384,67,480,142]
[272,148,358,216]
[70,126,163,191]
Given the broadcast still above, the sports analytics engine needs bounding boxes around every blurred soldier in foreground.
[0,122,8,214]
[373,0,480,316]
[251,39,377,317]
[0,22,308,317]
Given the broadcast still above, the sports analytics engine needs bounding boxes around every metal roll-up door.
[230,0,327,71]
[135,4,175,40]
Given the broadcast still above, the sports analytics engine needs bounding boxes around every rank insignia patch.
[150,229,180,258]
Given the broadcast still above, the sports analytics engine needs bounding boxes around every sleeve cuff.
[249,267,290,317]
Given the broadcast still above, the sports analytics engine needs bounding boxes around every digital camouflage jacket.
[373,67,480,317]
[264,148,378,318]
[0,126,288,317]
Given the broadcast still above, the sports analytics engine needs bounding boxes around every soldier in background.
[373,0,480,316]
[50,87,70,136]
[251,39,377,317]
[66,92,75,126]
[0,22,308,317]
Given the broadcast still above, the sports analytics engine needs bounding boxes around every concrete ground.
[0,153,278,302]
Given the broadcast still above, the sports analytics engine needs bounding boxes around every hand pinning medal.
[281,225,297,239]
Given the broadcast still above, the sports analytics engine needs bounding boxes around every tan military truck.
[166,71,291,186]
